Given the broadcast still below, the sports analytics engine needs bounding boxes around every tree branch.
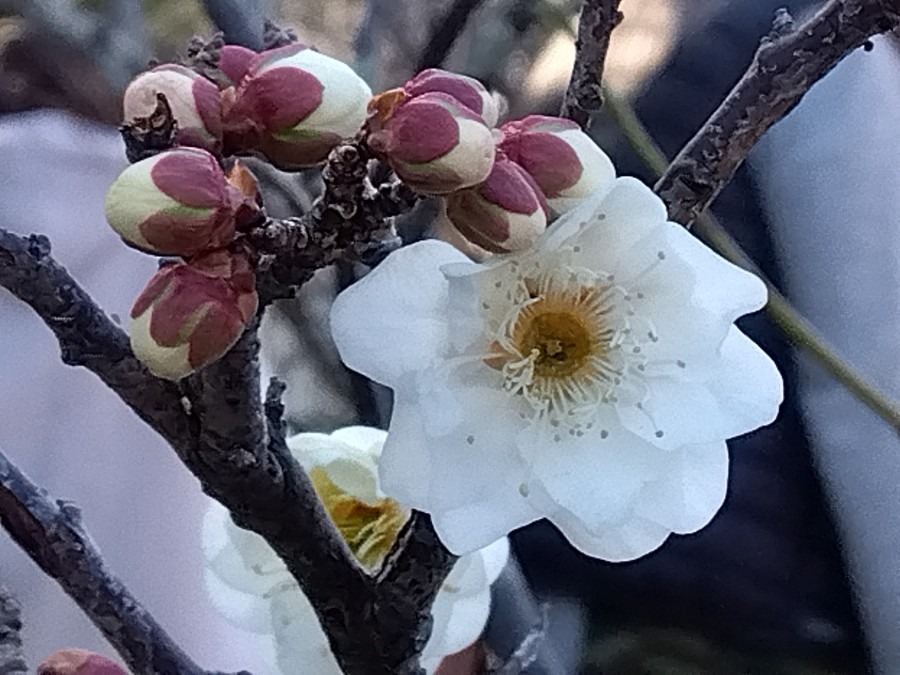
[249,139,419,305]
[655,0,900,226]
[0,586,26,674]
[559,0,624,128]
[0,447,222,675]
[0,137,439,673]
[377,512,458,652]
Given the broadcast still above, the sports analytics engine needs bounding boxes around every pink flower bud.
[404,68,498,127]
[218,45,257,87]
[104,148,260,257]
[223,44,372,169]
[38,649,126,675]
[444,155,547,253]
[130,247,258,380]
[123,64,223,152]
[367,91,495,195]
[498,115,615,216]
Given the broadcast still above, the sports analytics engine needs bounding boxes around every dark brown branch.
[249,141,419,304]
[416,0,487,71]
[0,448,221,675]
[0,142,439,673]
[655,0,900,226]
[376,512,458,655]
[0,586,26,674]
[559,0,624,128]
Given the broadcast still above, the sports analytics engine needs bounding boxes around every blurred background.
[3,0,900,673]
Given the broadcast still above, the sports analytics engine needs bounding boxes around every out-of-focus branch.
[0,448,223,675]
[0,587,26,674]
[0,0,149,90]
[559,0,624,128]
[655,0,900,226]
[201,0,268,50]
[416,0,487,71]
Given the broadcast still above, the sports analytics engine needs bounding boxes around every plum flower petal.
[330,169,783,559]
[421,537,509,667]
[202,426,508,673]
[331,240,470,385]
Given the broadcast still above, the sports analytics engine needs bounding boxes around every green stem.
[604,87,900,431]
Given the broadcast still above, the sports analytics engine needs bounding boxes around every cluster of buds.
[112,37,379,380]
[38,649,126,675]
[104,147,262,380]
[122,43,372,170]
[443,115,615,253]
[365,69,617,254]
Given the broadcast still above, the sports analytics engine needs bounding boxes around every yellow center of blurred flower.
[309,467,407,570]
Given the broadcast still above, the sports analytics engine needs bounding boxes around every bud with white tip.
[123,64,223,152]
[104,147,259,257]
[367,91,495,195]
[445,154,548,253]
[498,115,616,216]
[223,44,372,169]
[404,68,499,127]
[129,247,258,381]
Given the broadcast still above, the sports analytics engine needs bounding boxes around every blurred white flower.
[331,169,783,561]
[202,426,509,674]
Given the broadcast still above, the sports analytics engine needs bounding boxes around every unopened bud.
[498,115,615,216]
[123,64,223,152]
[38,649,126,675]
[367,91,495,195]
[104,148,259,257]
[445,155,547,253]
[404,68,498,127]
[218,45,257,87]
[130,247,258,380]
[223,44,371,169]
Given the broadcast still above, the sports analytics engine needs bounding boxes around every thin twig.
[0,448,224,675]
[604,87,900,431]
[416,0,487,71]
[655,0,900,226]
[0,587,26,674]
[559,0,624,128]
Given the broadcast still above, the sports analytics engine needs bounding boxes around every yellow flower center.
[483,266,635,429]
[309,467,407,570]
[511,293,607,380]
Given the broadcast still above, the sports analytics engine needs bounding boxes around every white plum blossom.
[330,160,784,561]
[202,426,509,674]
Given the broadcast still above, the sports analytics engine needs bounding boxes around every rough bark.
[655,0,900,225]
[560,0,624,128]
